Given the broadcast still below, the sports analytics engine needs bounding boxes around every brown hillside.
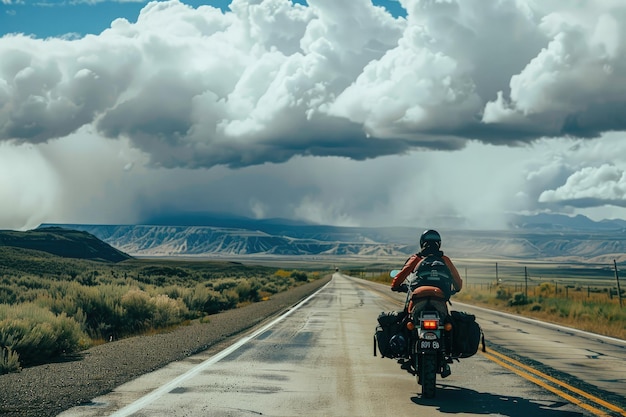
[0,227,132,263]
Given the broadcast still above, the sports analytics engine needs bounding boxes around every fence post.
[524,266,528,300]
[495,262,499,283]
[614,260,623,308]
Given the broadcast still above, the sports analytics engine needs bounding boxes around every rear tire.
[420,354,437,398]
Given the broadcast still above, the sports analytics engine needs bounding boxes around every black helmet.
[419,229,441,249]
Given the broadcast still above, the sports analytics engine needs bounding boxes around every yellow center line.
[482,350,626,417]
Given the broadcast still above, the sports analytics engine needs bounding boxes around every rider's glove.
[392,284,408,293]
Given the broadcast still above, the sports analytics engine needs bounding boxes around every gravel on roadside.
[0,276,332,417]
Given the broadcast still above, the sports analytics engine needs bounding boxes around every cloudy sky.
[1,0,625,231]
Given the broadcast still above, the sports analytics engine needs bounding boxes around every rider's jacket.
[390,250,463,294]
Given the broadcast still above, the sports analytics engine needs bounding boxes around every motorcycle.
[374,269,483,398]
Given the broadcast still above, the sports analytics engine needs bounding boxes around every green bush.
[235,279,261,302]
[183,284,211,314]
[183,284,238,315]
[496,287,511,300]
[0,285,17,304]
[262,282,279,294]
[290,271,308,282]
[508,292,529,306]
[151,294,189,328]
[121,289,156,332]
[213,279,238,292]
[0,346,20,374]
[265,274,293,293]
[0,303,89,368]
[69,284,127,339]
[0,255,320,370]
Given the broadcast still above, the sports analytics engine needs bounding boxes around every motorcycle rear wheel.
[419,354,437,398]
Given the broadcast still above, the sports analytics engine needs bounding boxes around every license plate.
[419,339,441,351]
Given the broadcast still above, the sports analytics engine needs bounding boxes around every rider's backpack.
[374,311,406,358]
[414,255,454,299]
[449,310,482,358]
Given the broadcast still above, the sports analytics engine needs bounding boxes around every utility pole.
[614,260,623,308]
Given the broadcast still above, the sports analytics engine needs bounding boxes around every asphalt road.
[452,301,626,403]
[59,273,622,417]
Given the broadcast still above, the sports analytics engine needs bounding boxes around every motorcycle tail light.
[421,319,438,330]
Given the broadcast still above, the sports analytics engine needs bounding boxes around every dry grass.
[454,284,626,340]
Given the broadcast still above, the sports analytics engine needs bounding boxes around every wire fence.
[345,259,625,306]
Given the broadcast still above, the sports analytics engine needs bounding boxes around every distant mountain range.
[38,213,626,263]
[508,213,626,231]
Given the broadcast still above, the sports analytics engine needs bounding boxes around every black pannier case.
[374,311,405,358]
[449,310,481,358]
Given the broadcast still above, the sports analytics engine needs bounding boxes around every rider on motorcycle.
[388,229,464,377]
[391,229,463,301]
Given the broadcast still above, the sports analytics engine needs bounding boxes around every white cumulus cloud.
[1,0,626,230]
[539,164,626,207]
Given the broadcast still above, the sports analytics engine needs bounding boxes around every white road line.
[109,281,332,417]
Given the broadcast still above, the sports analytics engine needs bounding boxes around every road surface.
[60,274,625,416]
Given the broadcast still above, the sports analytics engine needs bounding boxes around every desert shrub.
[274,269,292,278]
[0,303,89,367]
[213,279,238,292]
[159,285,184,300]
[151,294,189,328]
[135,273,166,286]
[15,276,49,290]
[290,271,308,282]
[140,266,189,278]
[0,285,17,304]
[557,302,571,318]
[183,285,238,315]
[222,289,239,310]
[73,286,125,338]
[77,272,98,286]
[0,257,317,365]
[538,282,555,295]
[268,274,293,292]
[235,279,261,303]
[121,289,156,332]
[0,346,21,374]
[496,287,511,300]
[508,292,529,306]
[183,284,210,313]
[583,304,621,323]
[262,282,280,294]
[214,289,237,313]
